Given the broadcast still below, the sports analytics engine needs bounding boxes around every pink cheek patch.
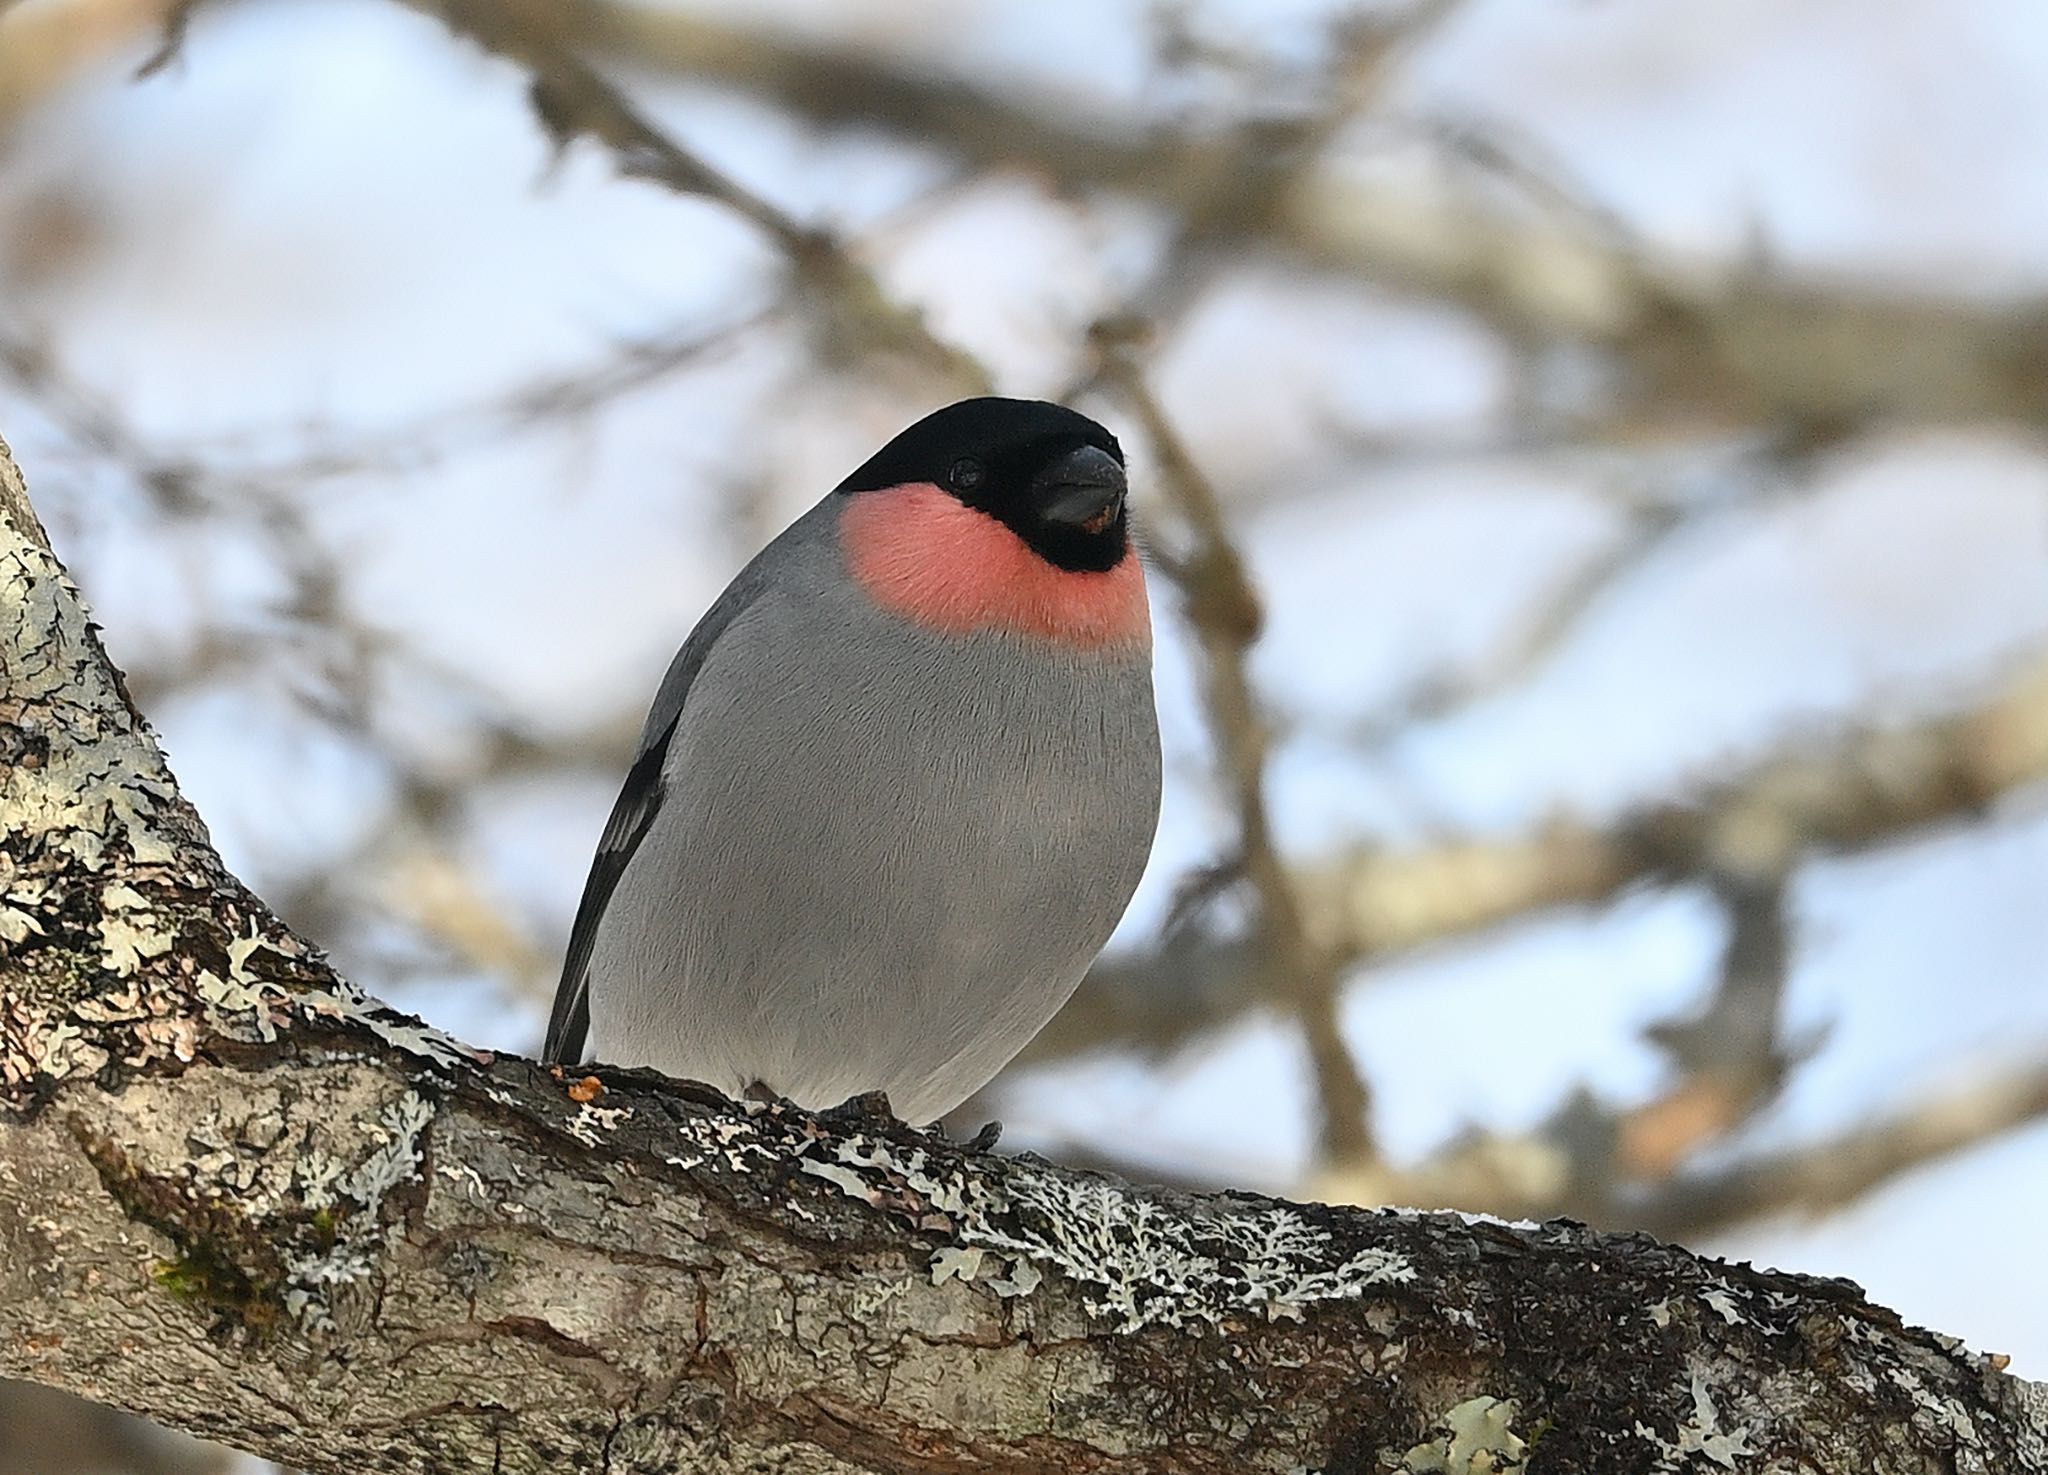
[839,482,1150,650]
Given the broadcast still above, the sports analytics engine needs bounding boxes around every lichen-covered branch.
[5,440,2048,1475]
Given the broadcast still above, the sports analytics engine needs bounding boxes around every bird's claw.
[825,1089,896,1124]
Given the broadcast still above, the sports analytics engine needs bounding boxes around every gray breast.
[582,528,1161,1123]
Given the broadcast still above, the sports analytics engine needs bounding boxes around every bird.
[544,397,1162,1125]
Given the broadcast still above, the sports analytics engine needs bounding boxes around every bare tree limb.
[0,309,770,508]
[1629,1056,2048,1241]
[1000,1042,2048,1258]
[1347,496,1686,751]
[0,419,43,542]
[1621,870,1800,1182]
[1103,346,1377,1171]
[7,426,2046,1471]
[1037,654,2048,1067]
[578,0,2048,435]
[1290,1046,2048,1251]
[413,0,991,395]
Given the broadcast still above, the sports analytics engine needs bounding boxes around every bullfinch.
[545,397,1161,1123]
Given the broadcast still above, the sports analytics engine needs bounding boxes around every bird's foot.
[822,1089,896,1126]
[962,1119,1003,1153]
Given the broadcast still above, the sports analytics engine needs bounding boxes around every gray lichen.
[2,482,220,1091]
[4,467,482,1101]
[63,1064,441,1331]
[1401,1396,1527,1474]
[1633,1368,1757,1471]
[566,1100,633,1146]
[699,1105,1416,1332]
[283,1087,438,1326]
[0,506,185,875]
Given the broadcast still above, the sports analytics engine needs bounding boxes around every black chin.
[1012,509,1130,573]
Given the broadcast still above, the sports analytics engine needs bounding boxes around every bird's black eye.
[948,457,985,492]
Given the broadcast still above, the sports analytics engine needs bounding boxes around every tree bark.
[2,432,2045,1474]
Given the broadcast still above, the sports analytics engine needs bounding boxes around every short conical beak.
[1035,444,1127,533]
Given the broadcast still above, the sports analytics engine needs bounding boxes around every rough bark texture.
[3,431,2046,1475]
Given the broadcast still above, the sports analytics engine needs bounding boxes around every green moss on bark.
[73,1121,284,1333]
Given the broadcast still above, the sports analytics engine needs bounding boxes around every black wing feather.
[543,724,676,1063]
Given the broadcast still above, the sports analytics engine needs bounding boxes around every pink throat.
[839,482,1150,649]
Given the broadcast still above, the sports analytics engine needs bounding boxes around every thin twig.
[0,309,767,497]
[418,0,989,394]
[1101,348,1377,1170]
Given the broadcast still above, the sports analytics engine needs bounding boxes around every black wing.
[542,551,782,1064]
[543,722,677,1063]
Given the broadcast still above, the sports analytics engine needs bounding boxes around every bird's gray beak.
[1036,444,1127,534]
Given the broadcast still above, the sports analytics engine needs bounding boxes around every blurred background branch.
[1103,342,1378,1170]
[5,0,2048,1467]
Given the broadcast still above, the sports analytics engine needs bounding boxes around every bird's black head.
[836,398,1130,573]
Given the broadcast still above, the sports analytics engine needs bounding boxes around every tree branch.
[1036,656,2048,1067]
[1103,347,1377,1172]
[5,436,2047,1472]
[1628,1056,2048,1242]
[577,0,2048,435]
[414,0,990,395]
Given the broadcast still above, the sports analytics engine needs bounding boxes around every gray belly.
[582,598,1159,1123]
